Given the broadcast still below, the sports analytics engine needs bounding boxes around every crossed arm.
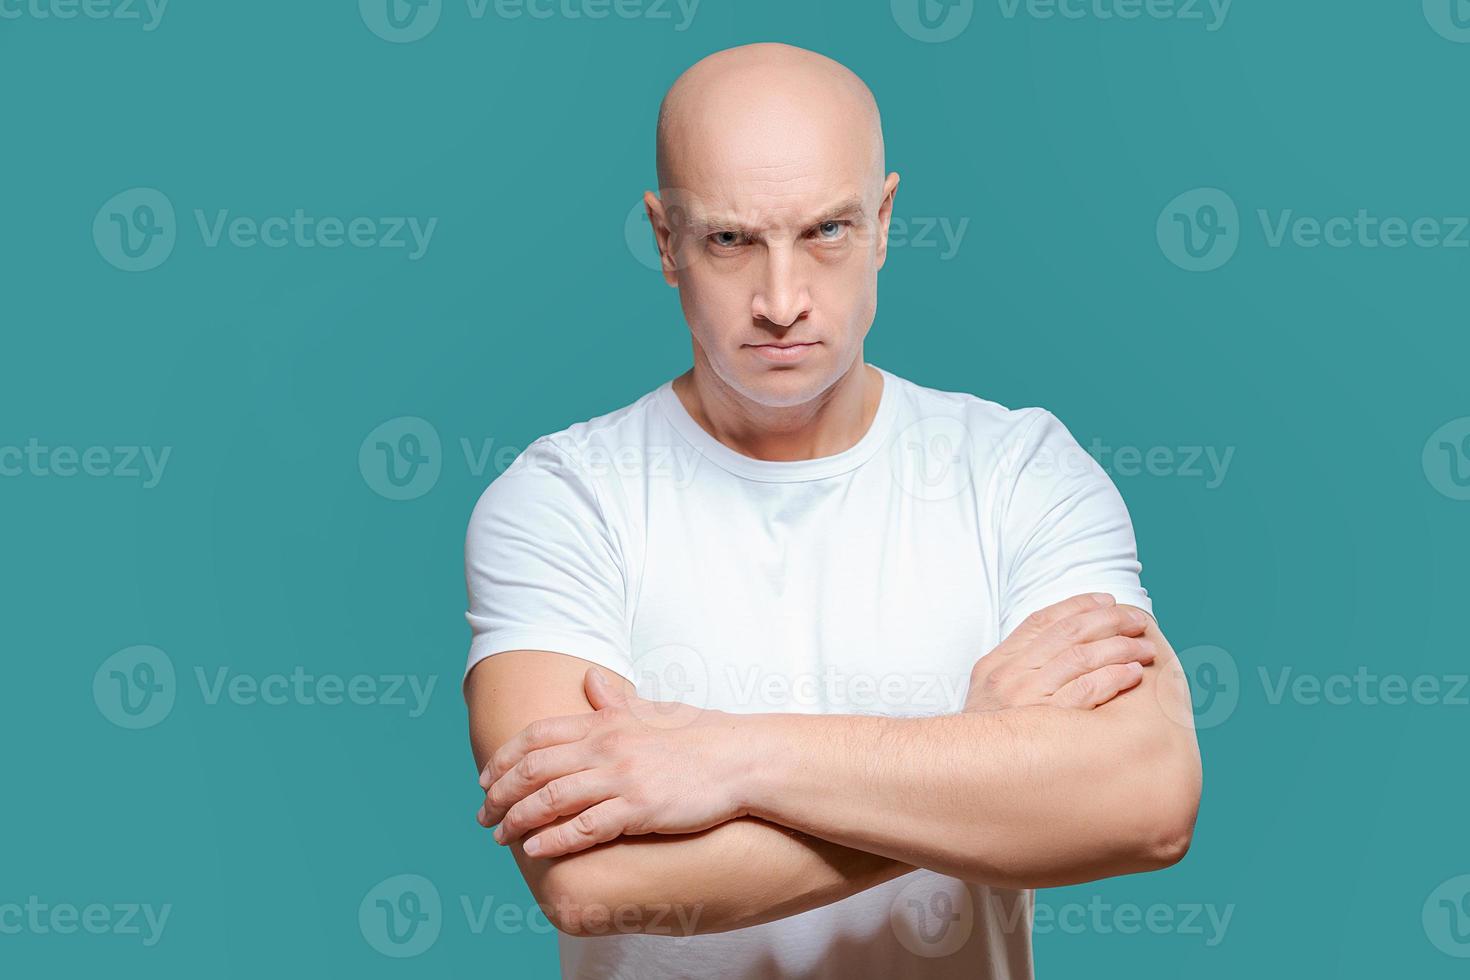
[465,595,1202,937]
[468,649,917,936]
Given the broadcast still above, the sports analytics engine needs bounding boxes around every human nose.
[750,243,813,327]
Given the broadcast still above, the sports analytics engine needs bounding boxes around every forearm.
[475,618,1202,927]
[468,650,914,937]
[514,814,913,936]
[738,646,1201,888]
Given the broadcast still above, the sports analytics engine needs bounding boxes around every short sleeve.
[462,437,634,690]
[996,410,1152,639]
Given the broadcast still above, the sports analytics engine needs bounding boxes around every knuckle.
[541,779,563,810]
[597,730,626,756]
[1065,594,1096,614]
[572,810,598,837]
[1054,618,1083,642]
[525,719,549,744]
[1063,645,1093,671]
[517,751,540,782]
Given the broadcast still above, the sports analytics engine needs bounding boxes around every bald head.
[655,43,885,196]
[643,44,899,417]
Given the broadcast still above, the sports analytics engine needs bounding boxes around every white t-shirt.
[463,364,1152,980]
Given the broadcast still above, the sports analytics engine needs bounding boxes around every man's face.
[648,123,899,410]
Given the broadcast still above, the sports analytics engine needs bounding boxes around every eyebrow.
[687,195,868,237]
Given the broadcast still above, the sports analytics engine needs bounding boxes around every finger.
[483,742,594,827]
[1011,593,1116,641]
[1050,661,1145,709]
[584,667,631,711]
[1035,635,1156,692]
[1021,605,1150,668]
[496,771,615,845]
[522,799,638,859]
[481,713,596,788]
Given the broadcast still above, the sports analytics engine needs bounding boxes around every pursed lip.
[745,341,818,348]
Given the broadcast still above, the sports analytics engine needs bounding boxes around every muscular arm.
[736,614,1200,888]
[484,603,1201,898]
[466,649,914,937]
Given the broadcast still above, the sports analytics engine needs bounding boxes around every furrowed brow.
[690,195,868,237]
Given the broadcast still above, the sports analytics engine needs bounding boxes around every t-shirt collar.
[654,364,899,483]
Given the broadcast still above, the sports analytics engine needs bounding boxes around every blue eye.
[815,220,850,241]
[710,231,742,248]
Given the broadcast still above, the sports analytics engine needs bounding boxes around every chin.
[729,363,837,409]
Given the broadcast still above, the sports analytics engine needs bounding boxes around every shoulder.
[466,385,663,536]
[885,370,1087,479]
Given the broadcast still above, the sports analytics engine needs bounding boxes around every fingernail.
[493,826,504,844]
[476,806,486,825]
[1129,609,1147,625]
[523,838,542,856]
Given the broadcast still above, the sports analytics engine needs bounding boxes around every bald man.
[464,42,1201,979]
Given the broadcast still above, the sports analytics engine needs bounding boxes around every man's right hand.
[963,593,1155,712]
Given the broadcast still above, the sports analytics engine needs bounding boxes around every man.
[463,42,1201,979]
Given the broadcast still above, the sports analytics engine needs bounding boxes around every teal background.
[3,1,1468,976]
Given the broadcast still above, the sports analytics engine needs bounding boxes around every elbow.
[537,883,587,937]
[534,860,616,937]
[1136,760,1202,871]
[1142,818,1194,870]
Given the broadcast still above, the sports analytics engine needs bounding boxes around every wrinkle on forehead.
[655,43,886,213]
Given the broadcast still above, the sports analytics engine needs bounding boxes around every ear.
[644,189,682,288]
[874,171,901,271]
[584,666,632,710]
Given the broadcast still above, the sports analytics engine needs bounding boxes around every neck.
[671,354,883,462]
